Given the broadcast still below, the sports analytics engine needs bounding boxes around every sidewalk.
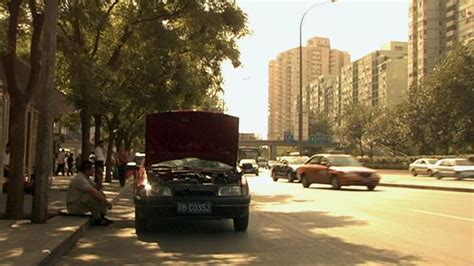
[377,170,474,193]
[0,175,129,265]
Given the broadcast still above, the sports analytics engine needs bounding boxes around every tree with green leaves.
[1,0,47,219]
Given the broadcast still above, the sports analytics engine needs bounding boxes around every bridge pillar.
[269,143,277,160]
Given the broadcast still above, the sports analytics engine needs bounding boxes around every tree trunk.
[31,0,58,224]
[80,109,91,163]
[359,139,364,157]
[104,115,118,182]
[5,97,27,219]
[94,114,102,146]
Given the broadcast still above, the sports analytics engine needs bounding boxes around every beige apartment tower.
[309,42,408,125]
[268,37,350,141]
[408,0,473,87]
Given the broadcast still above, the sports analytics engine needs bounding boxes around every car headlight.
[139,183,172,197]
[218,186,243,196]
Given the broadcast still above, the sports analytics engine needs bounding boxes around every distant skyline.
[222,0,410,138]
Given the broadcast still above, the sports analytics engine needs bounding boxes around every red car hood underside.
[145,111,239,168]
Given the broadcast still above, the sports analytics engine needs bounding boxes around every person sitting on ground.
[66,161,113,226]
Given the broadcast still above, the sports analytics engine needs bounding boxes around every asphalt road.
[59,170,474,265]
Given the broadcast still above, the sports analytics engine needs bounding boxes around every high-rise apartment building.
[268,37,350,141]
[309,42,408,125]
[408,0,473,87]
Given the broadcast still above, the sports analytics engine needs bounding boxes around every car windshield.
[158,158,233,170]
[454,159,474,166]
[427,159,438,164]
[327,156,362,166]
[286,156,309,164]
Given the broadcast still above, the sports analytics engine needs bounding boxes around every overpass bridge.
[238,140,337,160]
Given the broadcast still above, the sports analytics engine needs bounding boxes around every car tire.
[411,169,417,176]
[436,173,442,180]
[331,176,341,190]
[427,170,433,177]
[287,172,294,183]
[272,171,278,182]
[367,184,376,191]
[302,175,310,188]
[233,213,249,232]
[135,208,151,234]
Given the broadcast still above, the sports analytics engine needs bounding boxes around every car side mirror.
[321,162,330,167]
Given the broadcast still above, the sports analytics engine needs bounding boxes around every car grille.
[174,190,215,197]
[358,173,372,178]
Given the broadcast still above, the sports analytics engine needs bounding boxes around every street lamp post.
[299,0,336,155]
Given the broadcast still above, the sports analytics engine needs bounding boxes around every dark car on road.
[271,156,309,182]
[239,159,259,176]
[297,154,380,190]
[134,111,251,233]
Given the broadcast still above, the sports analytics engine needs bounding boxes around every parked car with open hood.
[408,158,438,176]
[134,111,251,233]
[271,156,309,183]
[297,154,380,190]
[432,158,474,180]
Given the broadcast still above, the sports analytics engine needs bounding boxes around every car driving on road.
[271,156,309,183]
[408,158,438,176]
[297,154,380,190]
[134,111,251,233]
[239,159,259,176]
[431,158,474,180]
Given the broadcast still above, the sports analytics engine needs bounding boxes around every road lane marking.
[411,209,474,222]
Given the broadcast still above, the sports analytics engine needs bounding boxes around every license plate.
[177,202,212,214]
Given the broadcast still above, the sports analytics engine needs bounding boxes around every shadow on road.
[60,186,422,265]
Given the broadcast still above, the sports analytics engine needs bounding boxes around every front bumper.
[134,195,251,220]
[340,175,380,186]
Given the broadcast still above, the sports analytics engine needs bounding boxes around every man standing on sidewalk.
[94,141,105,188]
[55,149,66,176]
[66,161,113,226]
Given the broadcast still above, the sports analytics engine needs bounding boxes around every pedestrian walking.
[3,143,10,179]
[55,149,66,176]
[67,153,75,176]
[66,161,113,226]
[116,149,129,187]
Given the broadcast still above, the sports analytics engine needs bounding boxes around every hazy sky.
[222,0,410,138]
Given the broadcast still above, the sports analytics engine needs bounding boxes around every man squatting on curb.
[66,161,114,226]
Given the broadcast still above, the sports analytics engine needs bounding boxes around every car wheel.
[436,172,442,180]
[456,174,463,180]
[411,169,417,176]
[427,170,433,177]
[272,171,278,182]
[367,184,376,191]
[302,175,310,188]
[233,213,249,232]
[331,176,341,190]
[287,172,294,183]
[135,208,151,234]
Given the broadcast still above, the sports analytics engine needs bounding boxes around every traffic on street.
[59,169,474,265]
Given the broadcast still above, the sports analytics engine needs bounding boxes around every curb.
[378,183,474,193]
[37,182,131,265]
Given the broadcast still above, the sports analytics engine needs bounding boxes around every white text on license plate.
[177,202,212,214]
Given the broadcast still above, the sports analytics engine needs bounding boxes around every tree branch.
[91,0,120,57]
[25,0,44,101]
[2,0,23,97]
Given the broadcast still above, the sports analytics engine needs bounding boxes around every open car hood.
[145,111,239,168]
